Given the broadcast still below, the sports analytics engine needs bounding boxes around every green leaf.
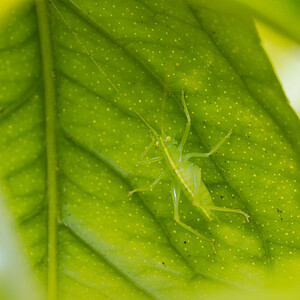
[0,0,299,299]
[191,0,300,44]
[234,0,300,44]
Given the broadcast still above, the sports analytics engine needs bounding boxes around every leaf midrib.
[35,1,58,299]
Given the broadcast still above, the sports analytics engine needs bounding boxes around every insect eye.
[155,141,160,146]
[166,136,171,142]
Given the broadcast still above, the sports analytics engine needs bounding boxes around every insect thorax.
[159,140,181,167]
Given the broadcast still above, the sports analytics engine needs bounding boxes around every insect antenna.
[160,84,168,135]
[48,0,119,93]
[132,108,159,139]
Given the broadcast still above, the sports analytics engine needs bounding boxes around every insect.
[129,88,250,251]
[49,0,249,251]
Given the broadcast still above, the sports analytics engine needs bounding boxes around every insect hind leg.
[178,88,191,153]
[205,205,250,221]
[171,181,215,252]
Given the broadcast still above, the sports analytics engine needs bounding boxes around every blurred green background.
[256,21,300,115]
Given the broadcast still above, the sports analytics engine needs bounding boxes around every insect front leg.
[128,171,164,196]
[171,181,215,252]
[138,156,163,164]
[185,130,232,160]
[141,135,156,158]
[138,136,163,164]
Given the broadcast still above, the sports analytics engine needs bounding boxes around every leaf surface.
[0,0,299,298]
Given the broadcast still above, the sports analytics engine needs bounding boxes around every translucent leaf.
[0,0,299,298]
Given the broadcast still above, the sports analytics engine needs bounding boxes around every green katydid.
[129,88,250,251]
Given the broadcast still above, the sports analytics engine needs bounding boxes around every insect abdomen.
[177,163,200,199]
[177,164,215,217]
[195,180,213,206]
